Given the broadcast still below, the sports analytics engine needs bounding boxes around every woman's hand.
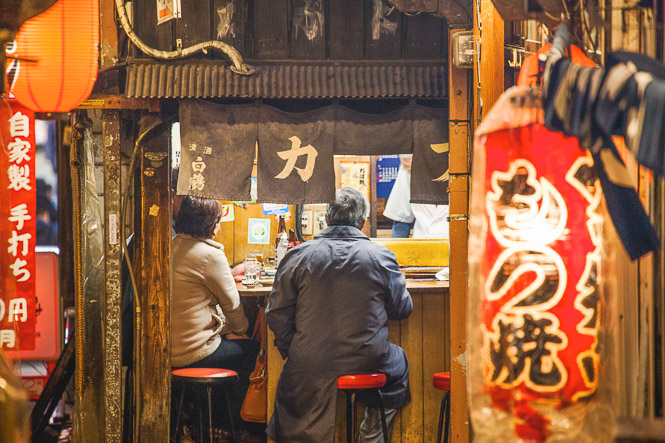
[231,263,245,276]
[224,333,249,340]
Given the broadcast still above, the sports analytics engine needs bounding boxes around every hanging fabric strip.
[410,104,450,204]
[178,99,257,201]
[257,105,336,204]
[333,105,414,155]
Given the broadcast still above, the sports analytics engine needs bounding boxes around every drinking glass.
[252,250,264,265]
[244,255,260,285]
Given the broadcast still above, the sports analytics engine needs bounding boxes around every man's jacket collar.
[315,225,369,239]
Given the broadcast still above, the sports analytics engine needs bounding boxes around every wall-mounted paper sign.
[248,218,270,244]
[262,204,290,216]
[220,204,234,222]
[339,161,370,204]
[157,0,181,25]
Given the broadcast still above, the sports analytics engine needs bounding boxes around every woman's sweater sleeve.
[204,250,249,335]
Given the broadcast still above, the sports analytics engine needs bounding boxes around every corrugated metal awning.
[124,60,447,99]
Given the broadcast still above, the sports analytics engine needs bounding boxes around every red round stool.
[433,372,451,443]
[337,373,389,443]
[171,368,239,443]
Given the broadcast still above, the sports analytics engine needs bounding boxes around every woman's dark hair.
[174,195,222,239]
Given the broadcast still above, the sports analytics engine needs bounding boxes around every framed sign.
[157,0,181,24]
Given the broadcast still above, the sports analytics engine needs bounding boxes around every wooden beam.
[103,110,123,442]
[448,27,471,443]
[133,115,172,441]
[78,95,160,112]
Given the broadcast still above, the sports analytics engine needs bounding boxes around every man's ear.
[360,219,366,230]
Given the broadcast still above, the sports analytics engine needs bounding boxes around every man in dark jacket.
[266,187,412,442]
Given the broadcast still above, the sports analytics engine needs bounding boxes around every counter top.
[236,278,448,296]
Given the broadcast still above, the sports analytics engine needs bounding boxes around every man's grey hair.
[326,187,369,229]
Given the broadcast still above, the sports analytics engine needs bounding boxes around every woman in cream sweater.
[172,195,259,436]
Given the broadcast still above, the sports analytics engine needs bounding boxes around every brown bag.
[240,305,267,423]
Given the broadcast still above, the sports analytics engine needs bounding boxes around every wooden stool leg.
[443,392,450,443]
[206,386,213,443]
[375,390,389,443]
[346,390,353,443]
[174,384,185,441]
[224,386,237,441]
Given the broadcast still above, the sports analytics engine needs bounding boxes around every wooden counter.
[237,280,451,442]
[236,279,449,295]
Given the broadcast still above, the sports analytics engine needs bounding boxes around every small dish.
[241,279,262,287]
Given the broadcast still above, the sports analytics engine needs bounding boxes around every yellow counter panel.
[371,238,449,267]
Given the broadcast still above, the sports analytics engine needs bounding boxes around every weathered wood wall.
[214,203,296,267]
[127,0,448,61]
[133,115,172,441]
[610,1,661,419]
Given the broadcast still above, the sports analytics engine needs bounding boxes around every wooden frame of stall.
[62,2,475,443]
[35,1,665,442]
[69,96,468,443]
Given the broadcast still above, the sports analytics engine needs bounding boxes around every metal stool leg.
[436,392,446,443]
[198,389,205,443]
[353,391,360,443]
[375,390,389,443]
[174,384,185,441]
[206,386,213,443]
[346,390,353,443]
[443,392,450,443]
[123,366,133,443]
[223,385,237,441]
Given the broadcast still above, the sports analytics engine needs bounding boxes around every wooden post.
[57,121,75,310]
[71,113,106,442]
[133,115,171,441]
[475,0,505,125]
[448,27,471,443]
[370,156,378,238]
[100,0,119,70]
[103,110,122,442]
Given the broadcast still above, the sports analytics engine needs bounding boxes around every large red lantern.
[8,0,98,112]
[468,87,612,442]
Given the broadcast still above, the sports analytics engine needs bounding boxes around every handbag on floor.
[240,305,267,423]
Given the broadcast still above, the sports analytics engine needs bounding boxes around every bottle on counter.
[275,215,289,267]
[288,229,297,249]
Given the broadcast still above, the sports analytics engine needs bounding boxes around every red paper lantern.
[468,88,608,441]
[8,0,98,112]
[517,43,596,88]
